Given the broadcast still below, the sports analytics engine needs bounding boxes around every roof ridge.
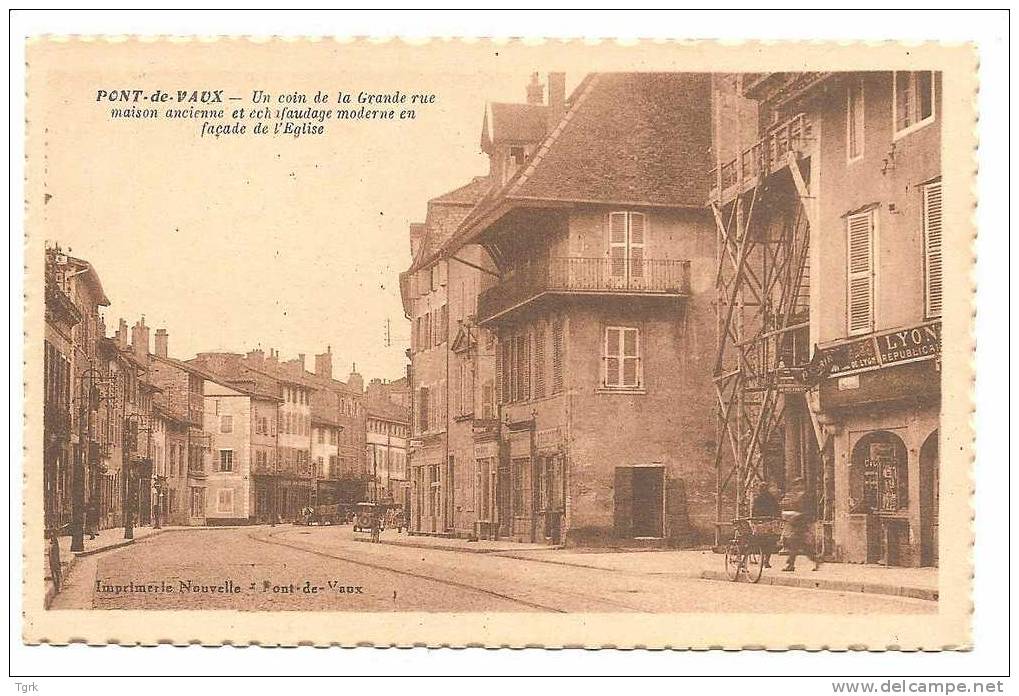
[505,74,601,199]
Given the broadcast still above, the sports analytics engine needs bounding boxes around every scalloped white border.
[9,13,1002,676]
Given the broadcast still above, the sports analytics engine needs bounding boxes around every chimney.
[366,378,385,402]
[347,363,364,394]
[409,223,426,258]
[154,328,168,358]
[526,72,544,105]
[116,318,129,350]
[547,72,566,132]
[267,348,278,366]
[131,316,150,360]
[315,346,333,380]
[246,348,265,368]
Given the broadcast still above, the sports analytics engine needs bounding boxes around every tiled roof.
[365,398,410,423]
[406,176,494,273]
[449,73,713,251]
[311,402,344,428]
[508,73,712,206]
[152,353,221,382]
[482,102,548,150]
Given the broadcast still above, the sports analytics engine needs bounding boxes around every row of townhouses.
[399,70,942,567]
[43,246,410,542]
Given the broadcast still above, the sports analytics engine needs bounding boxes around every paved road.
[53,526,935,614]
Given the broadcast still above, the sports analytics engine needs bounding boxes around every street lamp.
[72,366,119,552]
[152,475,167,529]
[123,412,153,540]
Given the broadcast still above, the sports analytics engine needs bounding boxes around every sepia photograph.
[13,12,1004,682]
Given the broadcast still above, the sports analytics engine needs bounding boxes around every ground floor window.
[216,488,234,514]
[849,431,909,513]
[475,458,495,521]
[190,486,205,518]
[512,457,530,516]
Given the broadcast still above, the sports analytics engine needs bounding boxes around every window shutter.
[604,327,621,387]
[923,181,943,318]
[622,328,640,387]
[418,387,429,432]
[522,333,531,400]
[533,323,546,399]
[609,212,628,279]
[497,341,508,405]
[551,317,564,394]
[846,211,875,335]
[628,213,646,280]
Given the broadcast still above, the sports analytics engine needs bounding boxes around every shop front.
[816,320,941,567]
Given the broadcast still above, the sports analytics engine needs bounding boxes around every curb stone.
[698,569,938,601]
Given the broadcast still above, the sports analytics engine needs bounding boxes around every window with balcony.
[608,212,647,283]
[603,326,642,390]
[894,71,935,138]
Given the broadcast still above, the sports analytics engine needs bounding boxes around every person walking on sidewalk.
[780,478,822,572]
[85,499,99,540]
[750,480,780,568]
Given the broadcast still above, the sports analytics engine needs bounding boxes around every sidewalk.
[44,525,175,608]
[353,530,551,554]
[361,530,938,601]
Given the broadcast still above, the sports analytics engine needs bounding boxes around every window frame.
[217,448,234,473]
[892,71,936,141]
[602,325,643,390]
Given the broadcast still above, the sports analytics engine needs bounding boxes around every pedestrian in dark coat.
[780,478,822,572]
[750,481,780,568]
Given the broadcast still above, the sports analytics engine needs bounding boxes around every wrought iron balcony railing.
[477,256,691,323]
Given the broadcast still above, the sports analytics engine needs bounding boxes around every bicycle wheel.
[745,540,765,584]
[724,540,743,581]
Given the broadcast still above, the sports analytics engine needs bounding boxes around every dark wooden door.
[631,466,664,537]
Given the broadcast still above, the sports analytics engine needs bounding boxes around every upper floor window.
[317,428,325,444]
[608,212,647,282]
[219,415,233,434]
[922,180,943,319]
[846,78,865,162]
[893,71,935,139]
[603,326,642,390]
[846,208,877,336]
[217,449,234,473]
[418,386,429,432]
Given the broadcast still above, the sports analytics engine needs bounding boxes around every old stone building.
[402,73,719,546]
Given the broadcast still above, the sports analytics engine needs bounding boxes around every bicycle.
[724,517,781,583]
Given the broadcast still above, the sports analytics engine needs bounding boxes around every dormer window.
[510,146,526,166]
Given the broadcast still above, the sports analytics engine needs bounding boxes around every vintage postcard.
[22,38,976,649]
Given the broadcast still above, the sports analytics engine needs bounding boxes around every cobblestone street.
[51,526,936,614]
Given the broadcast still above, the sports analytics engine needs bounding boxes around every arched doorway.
[850,431,910,565]
[919,430,939,567]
